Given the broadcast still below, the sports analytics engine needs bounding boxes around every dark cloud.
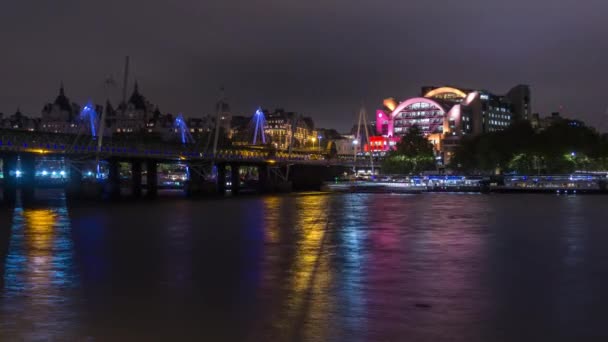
[1,0,607,131]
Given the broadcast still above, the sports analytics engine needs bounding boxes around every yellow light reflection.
[262,196,281,244]
[24,209,56,256]
[23,209,57,292]
[3,203,77,339]
[284,195,333,340]
[25,148,51,154]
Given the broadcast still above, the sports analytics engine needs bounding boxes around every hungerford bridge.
[0,111,373,204]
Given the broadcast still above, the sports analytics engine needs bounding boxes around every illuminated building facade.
[113,82,155,134]
[265,109,317,149]
[40,84,82,134]
[373,85,528,164]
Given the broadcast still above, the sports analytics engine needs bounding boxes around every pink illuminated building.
[370,86,520,164]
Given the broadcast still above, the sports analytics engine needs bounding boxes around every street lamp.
[311,137,316,149]
[352,139,359,174]
[317,135,322,152]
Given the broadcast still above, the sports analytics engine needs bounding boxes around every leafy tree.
[382,126,436,174]
[452,119,607,174]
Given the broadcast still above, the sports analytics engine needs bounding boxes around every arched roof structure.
[389,97,446,118]
[424,87,467,99]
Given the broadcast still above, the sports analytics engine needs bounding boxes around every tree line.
[452,120,608,174]
[382,120,608,175]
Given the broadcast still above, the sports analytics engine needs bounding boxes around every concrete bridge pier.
[266,164,293,193]
[184,173,198,197]
[131,160,142,198]
[257,164,269,193]
[66,163,83,199]
[185,165,205,197]
[20,154,36,204]
[106,158,121,200]
[216,163,226,195]
[2,154,18,204]
[146,160,158,198]
[229,163,240,196]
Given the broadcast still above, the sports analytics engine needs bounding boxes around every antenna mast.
[212,87,225,157]
[354,105,374,175]
[121,56,130,112]
[288,113,298,159]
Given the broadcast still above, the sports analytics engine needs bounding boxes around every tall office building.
[506,84,531,121]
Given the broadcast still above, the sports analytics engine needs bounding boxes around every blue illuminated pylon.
[174,113,194,144]
[80,101,98,137]
[252,108,266,145]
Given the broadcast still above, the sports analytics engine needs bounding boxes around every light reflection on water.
[254,195,335,341]
[0,193,80,340]
[288,195,333,341]
[0,192,608,340]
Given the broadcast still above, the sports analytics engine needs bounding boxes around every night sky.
[2,0,608,132]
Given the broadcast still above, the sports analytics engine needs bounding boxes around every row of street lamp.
[310,135,323,152]
[310,135,363,150]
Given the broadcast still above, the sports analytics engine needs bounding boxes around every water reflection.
[262,196,281,244]
[1,193,608,340]
[332,194,368,341]
[162,202,194,292]
[554,196,592,339]
[254,195,335,341]
[1,193,79,340]
[288,195,333,341]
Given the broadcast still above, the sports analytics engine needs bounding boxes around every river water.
[0,191,607,341]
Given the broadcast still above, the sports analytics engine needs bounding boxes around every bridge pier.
[20,154,36,204]
[2,154,17,204]
[258,164,269,193]
[185,164,205,197]
[146,160,158,198]
[107,158,121,199]
[216,164,226,195]
[132,160,142,198]
[66,162,83,199]
[230,163,240,196]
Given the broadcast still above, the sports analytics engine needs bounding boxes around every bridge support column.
[146,160,158,198]
[258,164,269,193]
[20,154,36,204]
[185,164,202,197]
[2,154,17,204]
[66,161,83,199]
[230,163,240,196]
[216,163,226,195]
[131,160,142,198]
[107,158,121,199]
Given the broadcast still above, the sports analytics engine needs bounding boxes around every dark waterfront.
[1,192,608,341]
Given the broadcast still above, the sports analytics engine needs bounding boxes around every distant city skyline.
[2,0,608,132]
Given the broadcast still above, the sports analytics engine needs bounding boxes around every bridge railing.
[0,129,334,163]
